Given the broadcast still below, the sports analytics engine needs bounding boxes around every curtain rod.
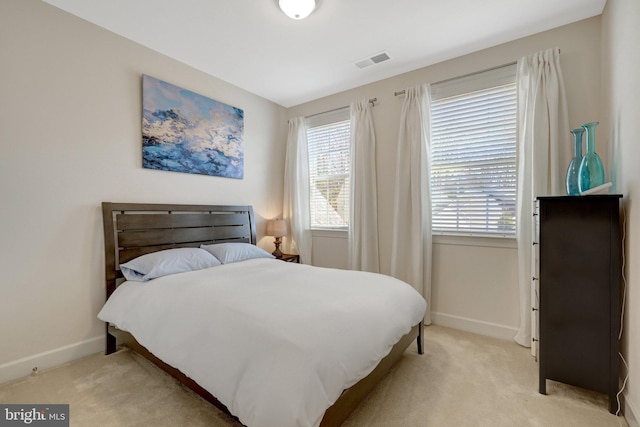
[306,97,378,118]
[394,60,518,97]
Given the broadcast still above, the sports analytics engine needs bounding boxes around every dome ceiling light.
[278,0,317,20]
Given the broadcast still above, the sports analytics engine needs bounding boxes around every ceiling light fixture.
[278,0,316,20]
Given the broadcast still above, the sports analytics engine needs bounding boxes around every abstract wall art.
[142,75,244,179]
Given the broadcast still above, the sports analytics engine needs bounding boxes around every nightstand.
[278,253,300,263]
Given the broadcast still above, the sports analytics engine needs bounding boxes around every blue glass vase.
[565,128,584,195]
[578,122,605,193]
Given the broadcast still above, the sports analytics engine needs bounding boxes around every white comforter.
[98,258,426,427]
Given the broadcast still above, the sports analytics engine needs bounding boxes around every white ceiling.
[42,0,606,108]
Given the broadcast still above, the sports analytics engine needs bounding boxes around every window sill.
[309,229,516,248]
[311,228,348,239]
[432,233,517,249]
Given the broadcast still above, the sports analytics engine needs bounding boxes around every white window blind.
[306,107,351,229]
[430,64,517,236]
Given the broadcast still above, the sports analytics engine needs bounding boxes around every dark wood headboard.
[102,202,256,298]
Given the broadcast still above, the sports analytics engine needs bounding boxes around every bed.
[99,202,426,427]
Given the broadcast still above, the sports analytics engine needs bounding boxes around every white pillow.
[200,242,274,264]
[120,247,221,282]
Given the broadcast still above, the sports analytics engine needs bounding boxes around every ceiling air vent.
[355,52,391,69]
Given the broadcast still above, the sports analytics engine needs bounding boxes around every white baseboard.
[431,312,519,341]
[625,393,639,427]
[0,336,104,385]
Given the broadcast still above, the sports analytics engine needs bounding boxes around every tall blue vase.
[578,122,605,193]
[565,128,584,195]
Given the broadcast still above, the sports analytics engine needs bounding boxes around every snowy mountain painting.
[142,75,244,179]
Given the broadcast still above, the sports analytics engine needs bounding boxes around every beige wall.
[602,0,640,423]
[0,0,287,381]
[288,17,602,339]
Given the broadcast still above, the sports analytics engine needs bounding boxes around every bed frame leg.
[417,322,424,355]
[106,323,116,355]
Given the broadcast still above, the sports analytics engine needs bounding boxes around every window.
[430,64,517,236]
[306,108,351,229]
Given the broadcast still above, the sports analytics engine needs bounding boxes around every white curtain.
[283,117,312,264]
[390,84,433,324]
[348,99,380,273]
[515,47,570,349]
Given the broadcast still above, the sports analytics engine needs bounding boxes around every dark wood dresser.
[537,195,622,414]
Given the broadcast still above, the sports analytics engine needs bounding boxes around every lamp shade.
[266,219,288,237]
[278,0,316,19]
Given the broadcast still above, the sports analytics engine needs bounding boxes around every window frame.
[429,64,518,239]
[306,107,351,231]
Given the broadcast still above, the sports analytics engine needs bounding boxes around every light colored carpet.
[0,325,628,427]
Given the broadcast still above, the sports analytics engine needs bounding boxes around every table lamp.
[265,219,288,258]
